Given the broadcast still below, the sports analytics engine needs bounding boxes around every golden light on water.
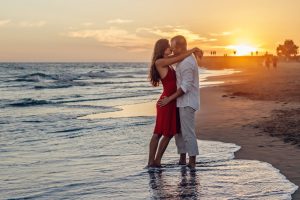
[227,44,258,56]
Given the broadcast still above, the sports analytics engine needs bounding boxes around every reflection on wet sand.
[148,167,199,199]
[177,167,199,199]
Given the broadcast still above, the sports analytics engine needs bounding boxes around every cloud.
[19,21,46,27]
[210,31,233,36]
[209,29,242,37]
[0,19,11,26]
[107,19,133,24]
[67,27,150,51]
[137,26,215,43]
[66,25,216,51]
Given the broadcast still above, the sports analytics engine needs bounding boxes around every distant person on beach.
[272,56,278,69]
[264,54,278,70]
[158,35,202,169]
[147,38,202,168]
[264,54,271,69]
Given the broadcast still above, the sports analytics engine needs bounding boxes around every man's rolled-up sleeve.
[180,61,194,93]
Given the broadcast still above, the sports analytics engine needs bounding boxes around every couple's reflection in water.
[148,166,200,199]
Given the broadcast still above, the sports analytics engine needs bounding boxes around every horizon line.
[0,56,268,63]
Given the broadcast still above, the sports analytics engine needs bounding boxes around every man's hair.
[171,35,187,48]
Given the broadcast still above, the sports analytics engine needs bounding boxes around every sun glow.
[227,44,258,56]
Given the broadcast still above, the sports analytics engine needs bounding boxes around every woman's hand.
[192,47,201,53]
[194,50,203,59]
[158,96,171,107]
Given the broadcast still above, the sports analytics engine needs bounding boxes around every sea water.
[0,63,297,199]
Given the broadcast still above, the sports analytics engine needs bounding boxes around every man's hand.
[157,96,171,107]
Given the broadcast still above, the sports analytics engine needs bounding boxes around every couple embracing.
[147,35,202,169]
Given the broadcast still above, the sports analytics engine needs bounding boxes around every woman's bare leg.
[148,134,161,167]
[154,136,172,166]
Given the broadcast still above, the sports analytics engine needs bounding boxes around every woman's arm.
[193,50,203,67]
[155,47,200,68]
[157,88,185,107]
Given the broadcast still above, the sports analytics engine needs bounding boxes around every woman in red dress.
[147,39,200,167]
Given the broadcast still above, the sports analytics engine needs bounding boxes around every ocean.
[0,62,297,199]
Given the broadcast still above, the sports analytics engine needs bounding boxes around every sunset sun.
[227,44,258,56]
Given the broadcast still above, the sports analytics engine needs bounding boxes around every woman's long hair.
[149,39,170,87]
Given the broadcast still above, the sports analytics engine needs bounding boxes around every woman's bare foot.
[178,161,186,165]
[147,163,162,168]
[153,160,162,168]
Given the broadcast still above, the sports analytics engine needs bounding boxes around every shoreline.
[197,63,300,199]
[78,68,240,120]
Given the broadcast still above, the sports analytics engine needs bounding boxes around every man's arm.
[158,60,194,107]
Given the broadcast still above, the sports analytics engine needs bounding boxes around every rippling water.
[0,63,297,199]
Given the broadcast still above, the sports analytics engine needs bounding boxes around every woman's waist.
[161,85,177,94]
[160,90,177,97]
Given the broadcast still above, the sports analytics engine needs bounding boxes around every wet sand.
[197,62,300,199]
[78,101,156,119]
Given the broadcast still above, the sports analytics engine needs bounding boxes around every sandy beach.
[197,60,300,199]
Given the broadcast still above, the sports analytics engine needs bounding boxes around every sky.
[0,0,299,62]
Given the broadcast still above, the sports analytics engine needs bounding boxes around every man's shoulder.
[180,55,196,66]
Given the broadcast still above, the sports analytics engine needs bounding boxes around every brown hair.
[149,39,170,87]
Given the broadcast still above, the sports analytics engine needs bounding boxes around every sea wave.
[16,72,57,82]
[4,92,156,108]
[8,98,54,107]
[34,80,89,89]
[23,73,78,82]
[15,70,115,83]
[83,70,115,78]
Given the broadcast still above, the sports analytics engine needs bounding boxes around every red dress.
[153,66,180,137]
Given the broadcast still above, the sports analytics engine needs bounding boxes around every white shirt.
[175,55,200,110]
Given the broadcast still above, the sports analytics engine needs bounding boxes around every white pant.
[175,106,199,156]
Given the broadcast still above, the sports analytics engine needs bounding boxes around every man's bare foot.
[178,153,186,165]
[187,164,196,172]
[187,163,196,168]
[188,156,196,169]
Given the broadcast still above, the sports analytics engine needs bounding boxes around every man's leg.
[179,153,186,165]
[175,107,188,165]
[180,107,199,168]
[188,156,196,169]
[175,134,187,165]
[154,136,172,166]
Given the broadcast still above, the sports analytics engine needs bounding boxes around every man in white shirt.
[158,35,201,169]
